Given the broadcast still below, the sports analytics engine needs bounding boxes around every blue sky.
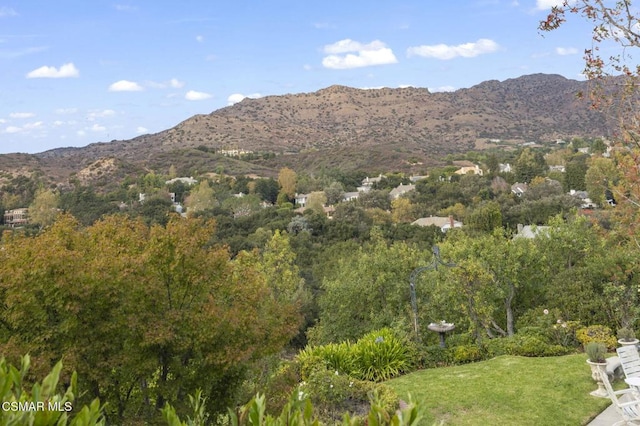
[0,0,596,154]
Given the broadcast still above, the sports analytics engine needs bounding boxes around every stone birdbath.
[428,320,455,348]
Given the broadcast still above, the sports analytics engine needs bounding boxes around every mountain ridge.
[0,73,616,187]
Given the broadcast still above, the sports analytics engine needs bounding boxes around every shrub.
[169,390,423,426]
[419,345,454,368]
[298,342,355,379]
[298,328,413,382]
[353,328,411,382]
[300,369,399,422]
[0,355,105,426]
[483,335,572,358]
[585,342,607,363]
[452,344,484,364]
[263,360,302,415]
[517,308,582,349]
[576,325,617,350]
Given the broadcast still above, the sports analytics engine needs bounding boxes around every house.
[165,176,198,186]
[514,224,550,239]
[549,165,566,173]
[293,205,334,218]
[511,182,528,197]
[455,164,483,176]
[570,190,598,209]
[294,193,308,207]
[499,163,512,173]
[412,216,462,233]
[409,175,428,183]
[358,175,384,192]
[4,208,29,227]
[342,192,360,202]
[389,184,415,200]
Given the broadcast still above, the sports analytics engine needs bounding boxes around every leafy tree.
[324,181,345,206]
[514,148,546,184]
[134,193,175,226]
[0,214,302,423]
[391,198,415,223]
[309,231,423,344]
[465,201,502,233]
[563,154,589,191]
[277,167,297,200]
[357,189,391,210]
[485,153,500,176]
[59,186,119,226]
[254,178,279,204]
[585,157,620,207]
[305,191,327,215]
[184,180,216,215]
[29,188,60,228]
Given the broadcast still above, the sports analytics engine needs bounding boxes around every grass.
[386,354,612,426]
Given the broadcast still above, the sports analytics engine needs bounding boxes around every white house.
[389,184,415,200]
[455,164,483,176]
[412,216,463,233]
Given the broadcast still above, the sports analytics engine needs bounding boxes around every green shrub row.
[298,328,413,382]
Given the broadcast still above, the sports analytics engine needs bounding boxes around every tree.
[324,181,345,206]
[277,168,297,200]
[539,1,640,235]
[564,154,589,191]
[585,157,620,207]
[59,186,119,226]
[255,179,279,205]
[184,180,216,215]
[391,198,415,223]
[514,148,546,183]
[465,201,502,233]
[0,214,302,423]
[309,231,423,344]
[29,188,60,228]
[305,191,327,215]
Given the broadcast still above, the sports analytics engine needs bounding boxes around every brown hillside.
[0,73,615,186]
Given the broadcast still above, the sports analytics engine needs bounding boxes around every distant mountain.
[0,74,616,187]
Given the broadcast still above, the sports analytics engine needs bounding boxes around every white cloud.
[429,86,457,92]
[23,121,43,130]
[407,38,499,60]
[54,108,78,115]
[9,112,35,119]
[136,126,149,134]
[196,35,204,43]
[109,80,143,91]
[76,130,86,137]
[303,64,312,71]
[535,0,563,10]
[227,93,262,105]
[185,90,212,101]
[53,120,65,127]
[322,39,398,69]
[169,78,185,88]
[0,7,17,17]
[26,62,79,78]
[4,126,21,133]
[87,109,116,120]
[556,47,578,55]
[90,124,106,132]
[145,78,185,89]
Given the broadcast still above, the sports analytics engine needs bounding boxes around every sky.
[0,0,601,154]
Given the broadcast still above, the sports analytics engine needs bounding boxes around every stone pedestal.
[587,360,608,398]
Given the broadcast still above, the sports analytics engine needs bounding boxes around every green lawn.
[387,354,613,426]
